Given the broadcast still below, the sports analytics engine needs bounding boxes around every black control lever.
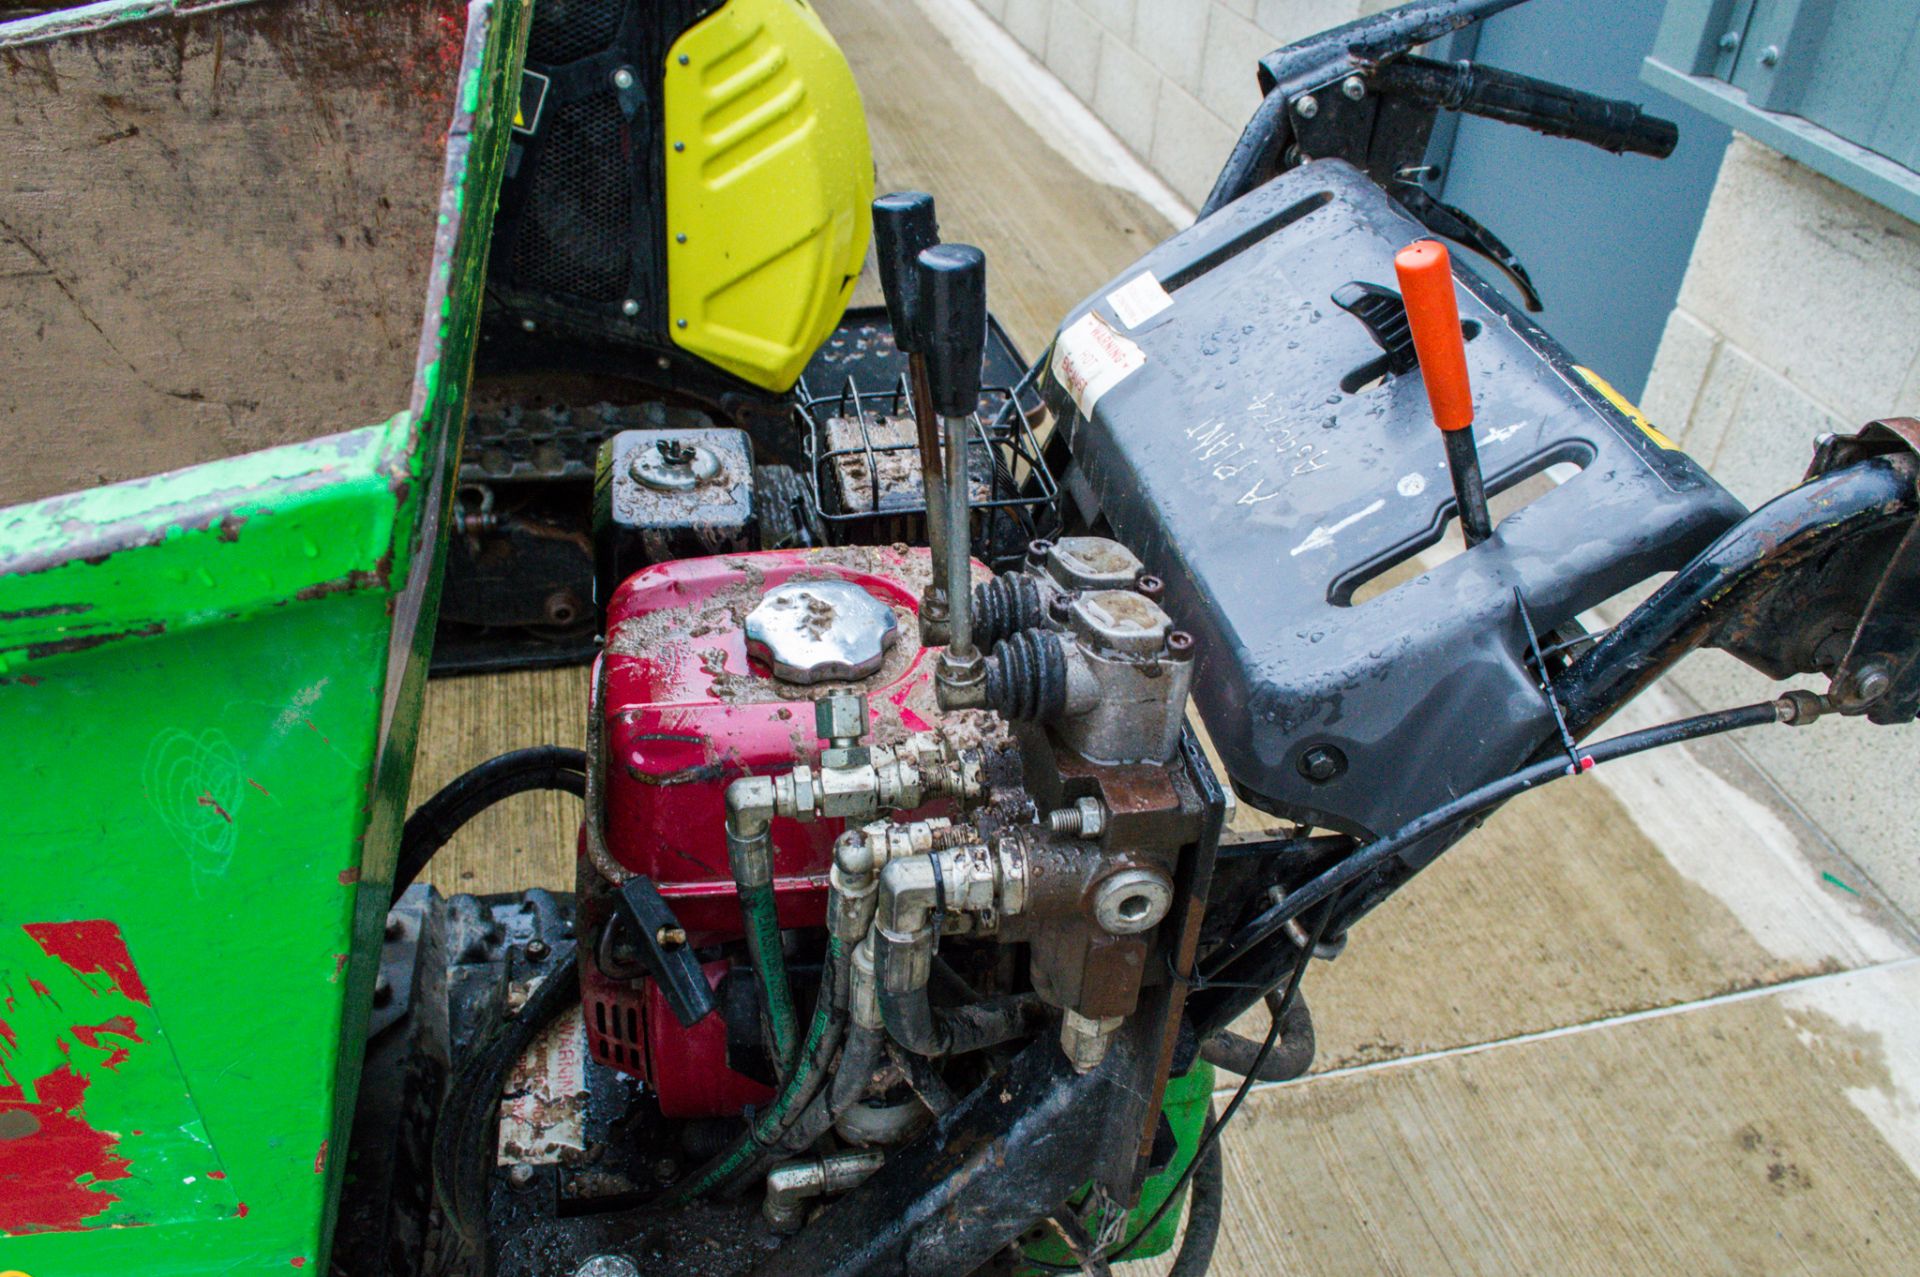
[613,875,714,1028]
[919,243,990,705]
[872,192,952,640]
[1370,56,1678,158]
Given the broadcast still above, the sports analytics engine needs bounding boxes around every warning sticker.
[1105,271,1174,329]
[1050,311,1145,418]
[497,1002,589,1165]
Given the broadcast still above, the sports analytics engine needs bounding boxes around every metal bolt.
[621,298,640,316]
[575,1258,641,1277]
[525,938,551,962]
[675,233,688,244]
[678,53,691,66]
[520,317,537,332]
[655,925,687,950]
[656,356,672,371]
[673,140,686,152]
[1135,574,1164,601]
[1341,74,1366,101]
[612,66,636,90]
[676,318,689,328]
[372,973,393,1007]
[1855,664,1891,703]
[1759,44,1781,67]
[1167,630,1194,655]
[653,1156,680,1183]
[1294,94,1318,119]
[1048,796,1107,839]
[1298,744,1346,783]
[1718,30,1740,52]
[384,914,404,942]
[508,1163,536,1189]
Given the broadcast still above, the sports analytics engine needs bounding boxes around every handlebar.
[1369,55,1678,159]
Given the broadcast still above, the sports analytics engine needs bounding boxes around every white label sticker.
[1051,311,1145,417]
[497,1003,590,1164]
[1105,271,1174,329]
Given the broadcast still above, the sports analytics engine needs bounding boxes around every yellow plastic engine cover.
[664,0,874,392]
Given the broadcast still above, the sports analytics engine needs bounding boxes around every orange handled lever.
[1394,239,1492,545]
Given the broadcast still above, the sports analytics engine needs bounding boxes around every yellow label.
[1574,365,1679,450]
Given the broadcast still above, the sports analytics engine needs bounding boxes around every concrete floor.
[413,0,1920,1270]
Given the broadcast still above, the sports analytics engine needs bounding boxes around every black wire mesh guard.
[795,309,1060,571]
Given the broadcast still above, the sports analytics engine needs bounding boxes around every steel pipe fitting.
[763,1150,886,1233]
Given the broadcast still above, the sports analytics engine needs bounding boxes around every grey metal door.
[1433,0,1732,398]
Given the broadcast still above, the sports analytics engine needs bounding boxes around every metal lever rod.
[920,243,990,706]
[1394,239,1492,547]
[872,191,951,641]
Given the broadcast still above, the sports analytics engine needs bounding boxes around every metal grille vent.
[526,0,623,64]
[509,94,633,303]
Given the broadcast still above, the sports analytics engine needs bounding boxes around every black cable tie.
[1515,588,1590,775]
[929,849,948,922]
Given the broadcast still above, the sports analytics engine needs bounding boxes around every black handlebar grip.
[918,243,987,418]
[1374,56,1678,159]
[873,191,940,353]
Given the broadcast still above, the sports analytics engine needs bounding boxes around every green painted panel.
[0,0,529,1270]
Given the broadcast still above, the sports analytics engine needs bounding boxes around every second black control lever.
[919,242,989,708]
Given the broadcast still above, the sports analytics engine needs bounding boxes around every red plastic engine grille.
[586,987,647,1073]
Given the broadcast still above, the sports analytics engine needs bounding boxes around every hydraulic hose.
[740,878,800,1076]
[1201,989,1314,1084]
[881,988,1047,1058]
[1167,1127,1225,1277]
[727,777,801,1079]
[661,933,849,1204]
[393,746,585,904]
[432,947,579,1250]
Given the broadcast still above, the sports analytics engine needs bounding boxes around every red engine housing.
[579,546,948,1117]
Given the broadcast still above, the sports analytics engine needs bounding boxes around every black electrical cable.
[1111,897,1337,1266]
[393,746,585,904]
[1206,700,1784,980]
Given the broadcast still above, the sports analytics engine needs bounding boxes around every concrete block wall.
[1634,133,1920,919]
[969,0,1389,208]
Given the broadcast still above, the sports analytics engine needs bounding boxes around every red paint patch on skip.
[331,954,350,983]
[338,867,361,885]
[291,1259,307,1268]
[246,777,271,796]
[235,1201,250,1217]
[196,792,233,823]
[69,1015,142,1071]
[0,1016,16,1050]
[207,1169,226,1180]
[314,1139,328,1174]
[24,920,152,1005]
[0,1064,132,1235]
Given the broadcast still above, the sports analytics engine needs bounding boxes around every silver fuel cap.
[745,580,900,685]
